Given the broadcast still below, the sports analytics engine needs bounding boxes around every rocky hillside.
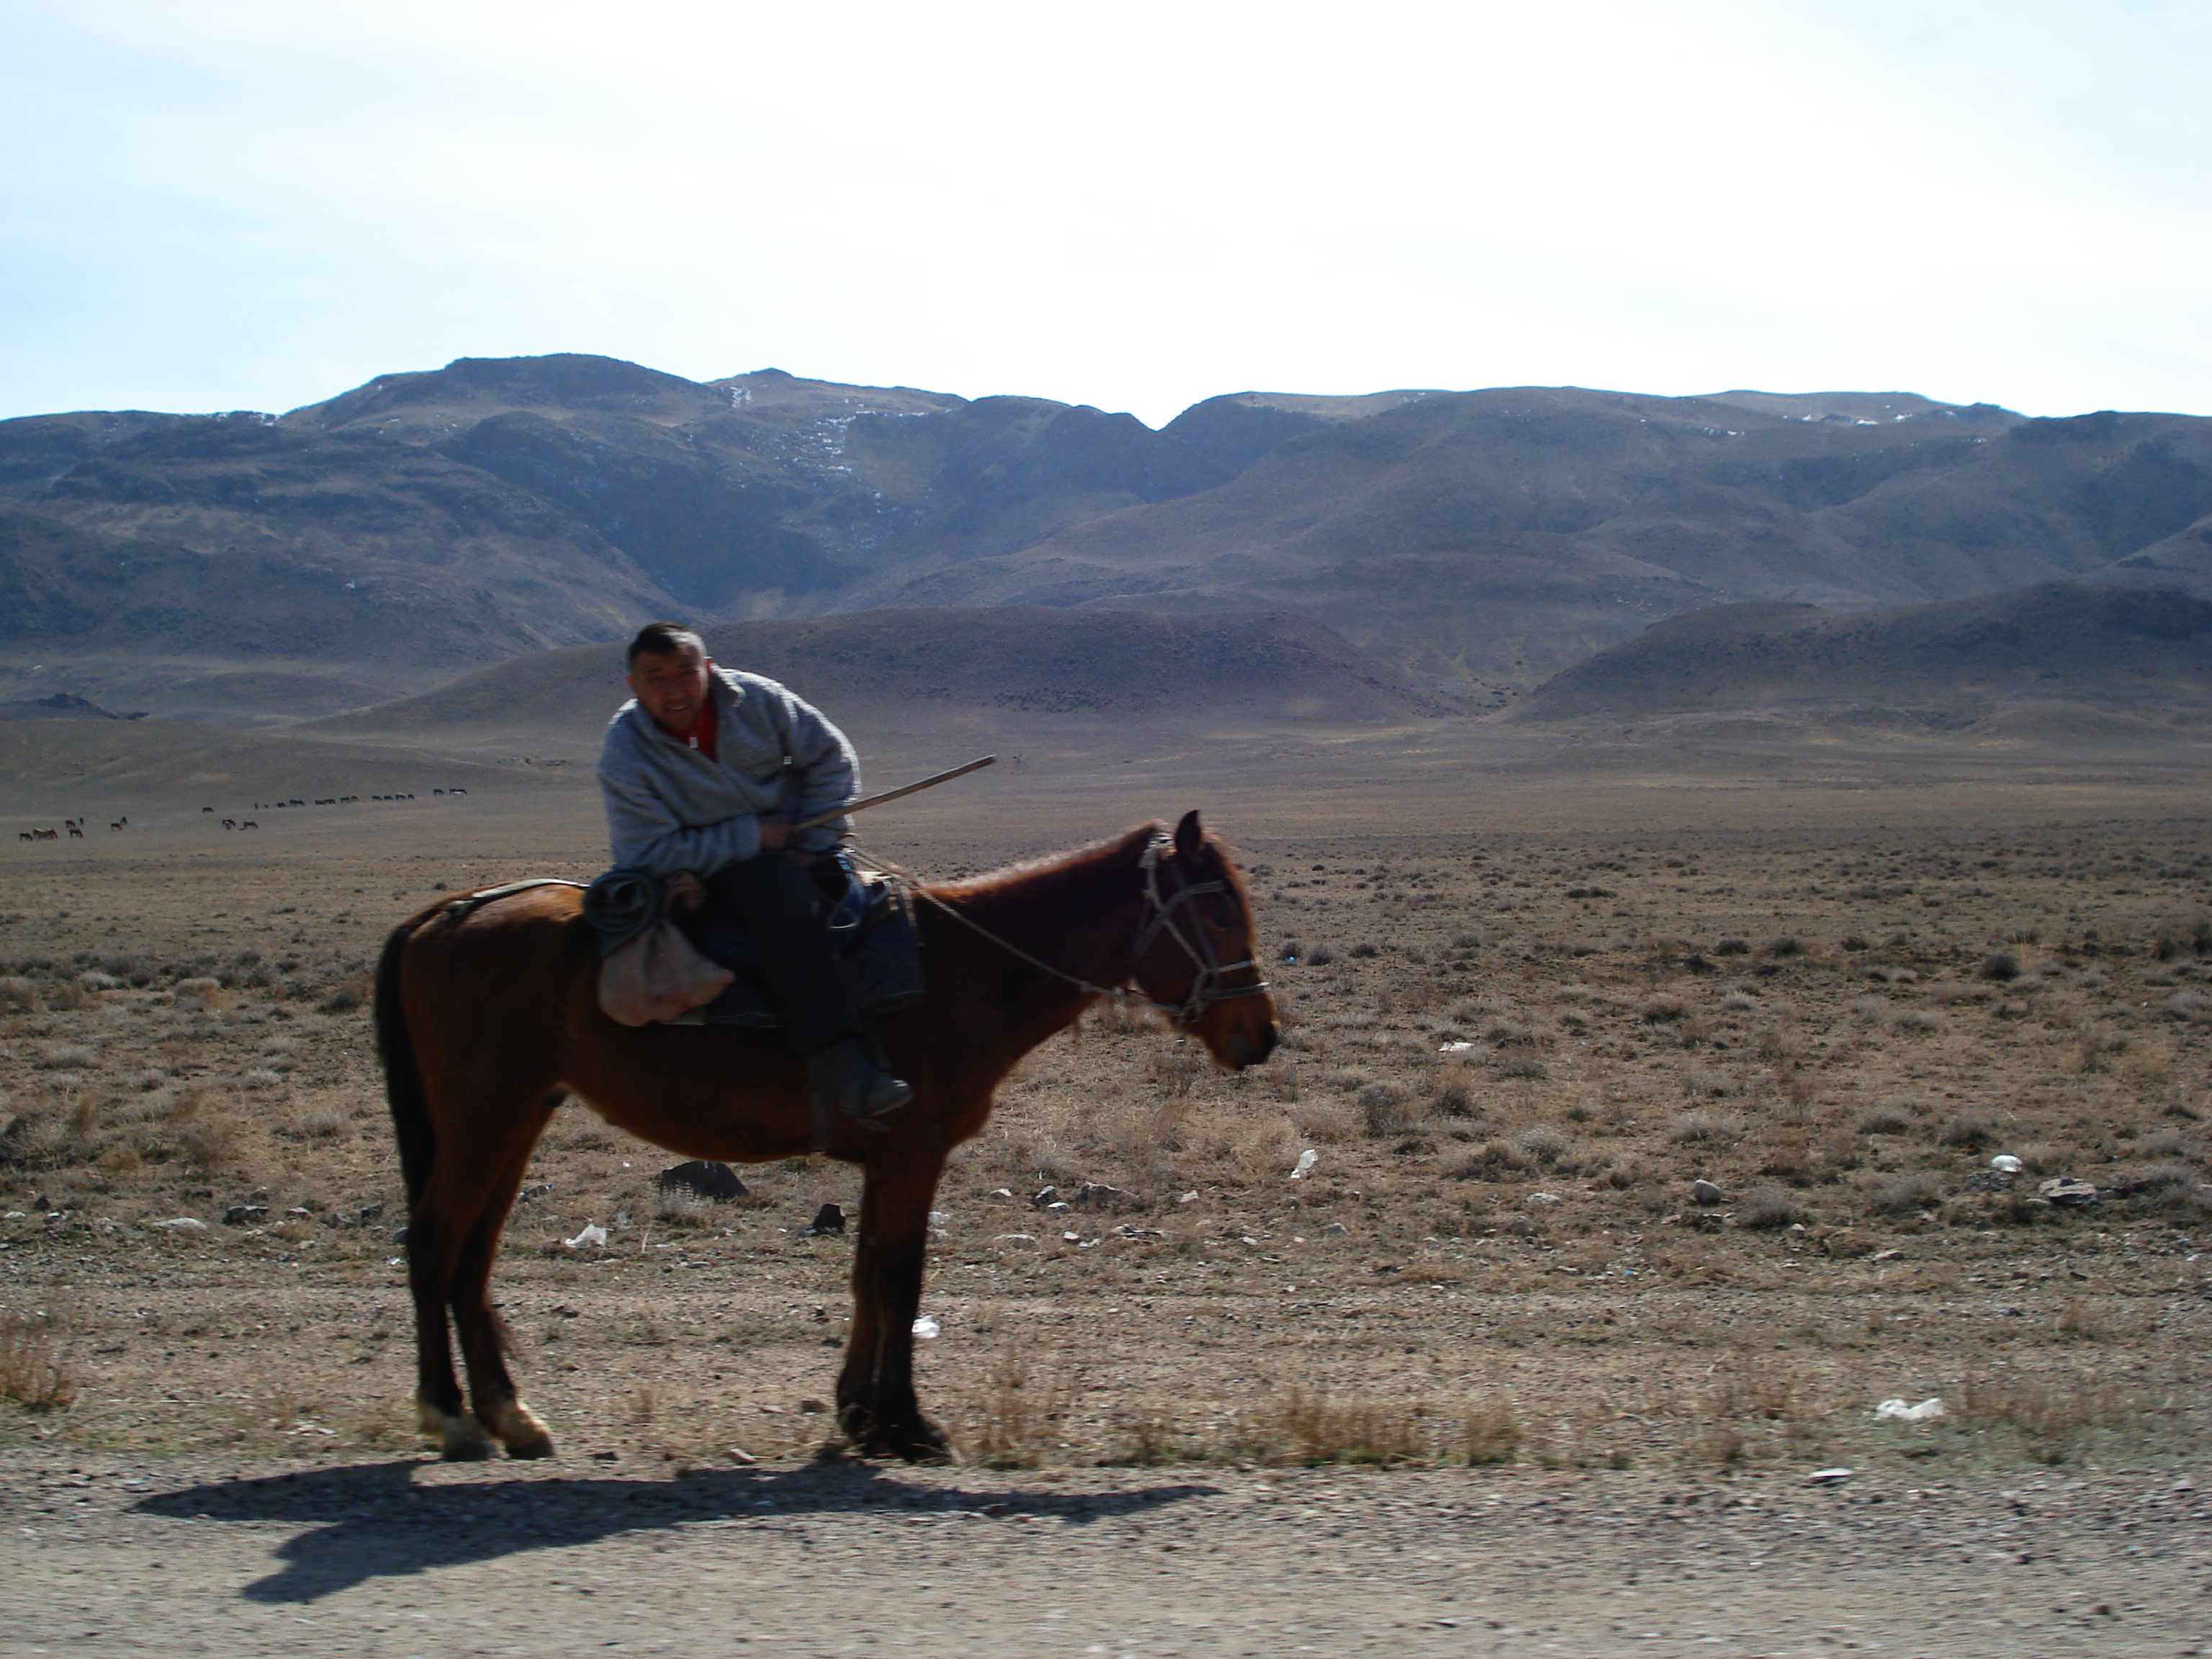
[322,605,1465,746]
[8,354,2212,719]
[1514,581,2212,727]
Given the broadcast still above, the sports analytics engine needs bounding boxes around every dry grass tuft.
[1670,1110,1743,1146]
[1277,1387,1431,1467]
[0,1310,79,1412]
[962,1351,1062,1470]
[1959,1372,2139,1461]
[1462,1398,1521,1466]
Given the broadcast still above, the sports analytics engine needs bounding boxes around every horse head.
[1128,809,1279,1069]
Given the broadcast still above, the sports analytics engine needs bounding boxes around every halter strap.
[857,834,1269,1030]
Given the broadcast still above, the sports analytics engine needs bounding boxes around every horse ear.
[1173,809,1204,861]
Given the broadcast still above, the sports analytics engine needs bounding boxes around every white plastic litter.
[150,1216,208,1232]
[1807,1467,1855,1484]
[1291,1148,1319,1179]
[1874,1397,1946,1422]
[927,1210,950,1228]
[1439,1040,1475,1053]
[911,1316,940,1339]
[1990,1154,2023,1173]
[565,1223,609,1249]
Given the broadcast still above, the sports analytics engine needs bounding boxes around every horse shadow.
[135,1457,1224,1604]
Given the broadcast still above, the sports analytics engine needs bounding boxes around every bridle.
[878,831,1270,1030]
[1128,832,1272,1027]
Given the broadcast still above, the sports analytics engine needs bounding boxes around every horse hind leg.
[450,1102,560,1458]
[406,1206,495,1461]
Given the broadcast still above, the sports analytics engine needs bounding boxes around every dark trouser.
[701,855,859,1056]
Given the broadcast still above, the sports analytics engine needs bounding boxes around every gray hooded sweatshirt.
[597,666,857,878]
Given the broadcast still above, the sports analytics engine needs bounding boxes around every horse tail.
[375,912,436,1209]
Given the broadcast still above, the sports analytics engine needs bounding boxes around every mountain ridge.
[9,353,2212,724]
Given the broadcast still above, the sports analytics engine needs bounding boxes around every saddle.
[581,858,925,1029]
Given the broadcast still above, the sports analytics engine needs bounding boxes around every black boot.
[806,1039,914,1123]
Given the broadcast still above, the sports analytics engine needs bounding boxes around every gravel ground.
[5,1445,2208,1658]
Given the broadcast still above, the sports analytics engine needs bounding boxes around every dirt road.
[5,1445,2206,1658]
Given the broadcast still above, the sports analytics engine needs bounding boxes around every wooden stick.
[793,755,997,832]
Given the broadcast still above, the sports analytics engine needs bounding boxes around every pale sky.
[4,0,2208,428]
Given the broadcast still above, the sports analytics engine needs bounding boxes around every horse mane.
[918,818,1255,909]
[921,822,1161,905]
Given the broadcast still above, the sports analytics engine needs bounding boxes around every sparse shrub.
[319,975,372,1015]
[1429,1066,1473,1116]
[1288,1101,1359,1143]
[1735,1187,1803,1230]
[1895,1008,1946,1033]
[1713,938,1750,957]
[1856,1103,1912,1136]
[651,1188,707,1226]
[2136,1126,2194,1160]
[1509,1125,1570,1167]
[173,977,226,1012]
[1445,1141,1524,1181]
[1669,1110,1743,1146]
[1937,1110,1997,1150]
[1346,943,1380,960]
[1640,997,1688,1023]
[1762,937,1801,958]
[1863,1171,1941,1216]
[0,976,37,1013]
[179,1115,239,1171]
[1496,1053,1548,1081]
[1678,1065,1730,1099]
[2007,1141,2060,1175]
[1305,945,1337,967]
[1839,935,1869,952]
[1979,951,2021,982]
[1356,1080,1414,1134]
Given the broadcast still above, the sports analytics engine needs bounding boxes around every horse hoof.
[481,1400,556,1459]
[421,1399,495,1461]
[854,1420,955,1464]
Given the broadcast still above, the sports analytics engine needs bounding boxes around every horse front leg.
[836,1147,952,1462]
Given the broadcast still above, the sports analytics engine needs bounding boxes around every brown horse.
[375,810,1277,1462]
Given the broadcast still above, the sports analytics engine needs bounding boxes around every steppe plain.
[3,703,2211,1658]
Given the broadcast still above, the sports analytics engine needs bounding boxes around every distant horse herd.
[14,788,468,844]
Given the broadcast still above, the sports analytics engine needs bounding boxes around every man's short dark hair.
[626,621,705,665]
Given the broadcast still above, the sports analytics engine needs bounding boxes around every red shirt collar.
[676,690,717,762]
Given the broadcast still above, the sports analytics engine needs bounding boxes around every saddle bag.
[583,868,734,1027]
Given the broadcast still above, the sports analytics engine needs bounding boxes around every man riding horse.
[598,621,914,1123]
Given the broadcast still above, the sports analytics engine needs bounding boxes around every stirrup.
[806,1040,913,1151]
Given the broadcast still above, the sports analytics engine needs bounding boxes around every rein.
[854,833,1269,1030]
